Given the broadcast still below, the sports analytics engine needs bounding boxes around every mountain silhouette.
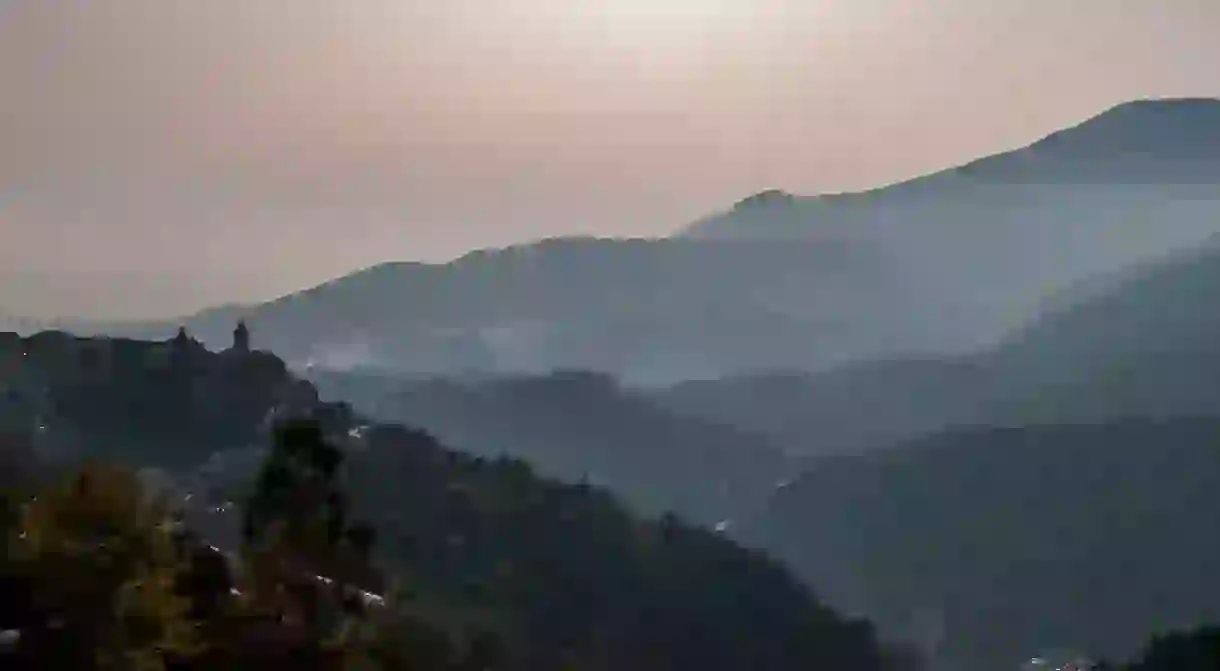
[77,237,939,381]
[1006,98,1220,181]
[684,100,1220,353]
[983,231,1220,422]
[650,358,992,457]
[687,97,1220,238]
[654,228,1220,457]
[0,329,898,671]
[665,224,1220,669]
[744,419,1220,671]
[44,98,1220,382]
[308,368,799,526]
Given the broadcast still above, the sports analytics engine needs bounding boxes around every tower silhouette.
[233,320,250,353]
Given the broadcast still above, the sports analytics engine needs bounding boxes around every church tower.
[233,320,250,353]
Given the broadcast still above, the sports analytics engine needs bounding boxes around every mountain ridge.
[308,368,800,526]
[0,328,899,671]
[687,96,1220,230]
[744,418,1220,671]
[20,97,1220,382]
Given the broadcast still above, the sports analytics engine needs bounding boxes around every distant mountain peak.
[1027,96,1220,159]
[688,97,1220,239]
[732,189,797,211]
[1103,96,1220,112]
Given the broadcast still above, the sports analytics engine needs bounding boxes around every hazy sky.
[1,0,1218,319]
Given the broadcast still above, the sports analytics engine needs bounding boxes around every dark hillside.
[0,329,897,671]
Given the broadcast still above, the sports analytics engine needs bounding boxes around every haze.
[1,0,1218,319]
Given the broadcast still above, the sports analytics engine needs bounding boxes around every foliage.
[3,462,198,668]
[310,369,795,525]
[343,423,890,671]
[0,421,504,669]
[1,333,900,670]
[752,419,1220,670]
[0,331,296,470]
[1125,626,1220,671]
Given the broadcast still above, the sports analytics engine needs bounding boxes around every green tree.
[5,461,198,669]
[240,418,503,670]
[1127,626,1220,671]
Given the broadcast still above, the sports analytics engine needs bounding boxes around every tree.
[242,418,372,582]
[4,461,199,669]
[1127,626,1220,671]
[239,418,506,670]
[1,452,361,670]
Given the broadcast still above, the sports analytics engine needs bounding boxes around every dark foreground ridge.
[0,328,898,670]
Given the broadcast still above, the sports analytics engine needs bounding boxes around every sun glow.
[527,0,767,54]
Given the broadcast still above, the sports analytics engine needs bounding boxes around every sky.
[1,0,1219,320]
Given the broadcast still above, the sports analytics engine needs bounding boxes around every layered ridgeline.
[0,329,897,671]
[985,232,1220,422]
[66,238,905,383]
[308,368,799,527]
[45,99,1220,382]
[687,236,1220,670]
[650,358,993,458]
[688,99,1220,254]
[650,222,1220,459]
[680,99,1220,369]
[743,419,1220,671]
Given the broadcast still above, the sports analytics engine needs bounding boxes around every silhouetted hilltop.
[85,236,934,381]
[691,98,1220,234]
[682,101,1220,363]
[0,328,319,469]
[13,99,1220,382]
[1017,98,1220,173]
[0,329,897,671]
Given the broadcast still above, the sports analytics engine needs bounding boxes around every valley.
[7,97,1220,670]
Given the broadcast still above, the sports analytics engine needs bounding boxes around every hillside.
[684,100,1220,357]
[89,237,941,382]
[650,358,994,457]
[42,100,1220,382]
[309,369,799,526]
[654,235,1220,670]
[744,419,1220,671]
[654,227,1220,457]
[0,330,895,671]
[989,232,1220,408]
[0,328,317,470]
[686,98,1220,239]
[342,423,887,671]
